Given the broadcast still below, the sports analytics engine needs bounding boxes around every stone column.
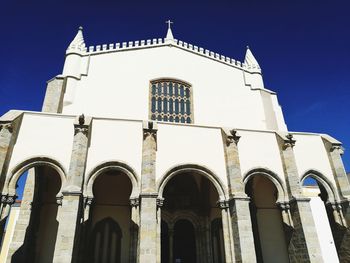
[221,128,256,263]
[276,133,323,263]
[6,168,35,263]
[53,115,92,263]
[129,197,139,263]
[42,75,67,113]
[218,200,233,263]
[138,121,158,263]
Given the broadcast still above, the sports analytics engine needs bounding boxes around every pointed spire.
[67,26,86,53]
[165,20,174,41]
[244,46,260,69]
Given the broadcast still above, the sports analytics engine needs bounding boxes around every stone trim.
[42,75,67,113]
[157,163,227,200]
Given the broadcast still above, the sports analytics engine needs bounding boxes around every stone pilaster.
[129,197,139,263]
[138,121,158,263]
[6,168,34,263]
[218,200,234,263]
[42,75,67,113]
[0,111,23,244]
[53,114,92,263]
[221,128,256,263]
[276,132,323,263]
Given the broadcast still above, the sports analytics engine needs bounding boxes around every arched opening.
[86,169,133,263]
[302,176,339,261]
[6,165,61,263]
[161,171,224,263]
[245,175,289,263]
[173,219,196,263]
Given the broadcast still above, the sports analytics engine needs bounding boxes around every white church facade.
[0,25,349,263]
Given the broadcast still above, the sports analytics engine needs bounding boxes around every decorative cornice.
[283,134,296,150]
[226,129,240,146]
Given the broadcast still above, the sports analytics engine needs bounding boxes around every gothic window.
[89,217,122,263]
[150,79,193,123]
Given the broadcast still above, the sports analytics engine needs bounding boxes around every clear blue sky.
[0,0,349,172]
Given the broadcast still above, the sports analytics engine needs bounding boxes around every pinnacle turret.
[244,46,260,69]
[67,26,86,53]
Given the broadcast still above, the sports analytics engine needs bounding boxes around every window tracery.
[150,79,193,124]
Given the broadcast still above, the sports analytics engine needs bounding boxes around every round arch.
[157,164,227,201]
[301,169,337,203]
[243,167,287,203]
[85,161,139,198]
[6,156,67,196]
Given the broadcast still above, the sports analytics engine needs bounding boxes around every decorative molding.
[283,133,296,150]
[226,129,240,146]
[0,122,13,133]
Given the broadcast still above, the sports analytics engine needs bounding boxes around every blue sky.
[0,0,349,172]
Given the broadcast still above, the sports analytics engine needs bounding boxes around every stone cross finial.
[166,19,173,30]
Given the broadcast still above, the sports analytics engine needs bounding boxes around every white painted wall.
[62,45,287,131]
[293,134,335,184]
[156,123,227,195]
[7,113,75,175]
[238,130,285,182]
[85,119,143,179]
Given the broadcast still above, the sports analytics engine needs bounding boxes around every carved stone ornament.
[283,134,296,149]
[79,114,85,125]
[143,121,157,140]
[1,194,7,204]
[0,122,13,133]
[6,195,17,205]
[156,197,164,208]
[217,200,229,209]
[129,197,139,207]
[330,144,344,154]
[85,197,94,207]
[74,125,89,136]
[56,196,63,206]
[226,129,240,146]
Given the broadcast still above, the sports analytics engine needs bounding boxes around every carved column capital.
[156,197,164,208]
[226,129,240,146]
[217,199,230,209]
[330,144,344,155]
[0,122,13,133]
[1,194,8,204]
[143,121,157,141]
[6,195,17,205]
[283,133,296,150]
[130,197,140,207]
[56,195,63,206]
[85,196,94,207]
[74,114,91,136]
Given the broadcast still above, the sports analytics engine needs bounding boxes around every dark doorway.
[173,220,196,263]
[161,220,170,263]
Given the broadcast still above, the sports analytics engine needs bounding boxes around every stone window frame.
[149,78,194,124]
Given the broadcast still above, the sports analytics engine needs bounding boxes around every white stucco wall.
[85,119,143,179]
[156,123,227,195]
[7,113,75,176]
[293,134,335,184]
[238,130,285,182]
[62,45,286,130]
